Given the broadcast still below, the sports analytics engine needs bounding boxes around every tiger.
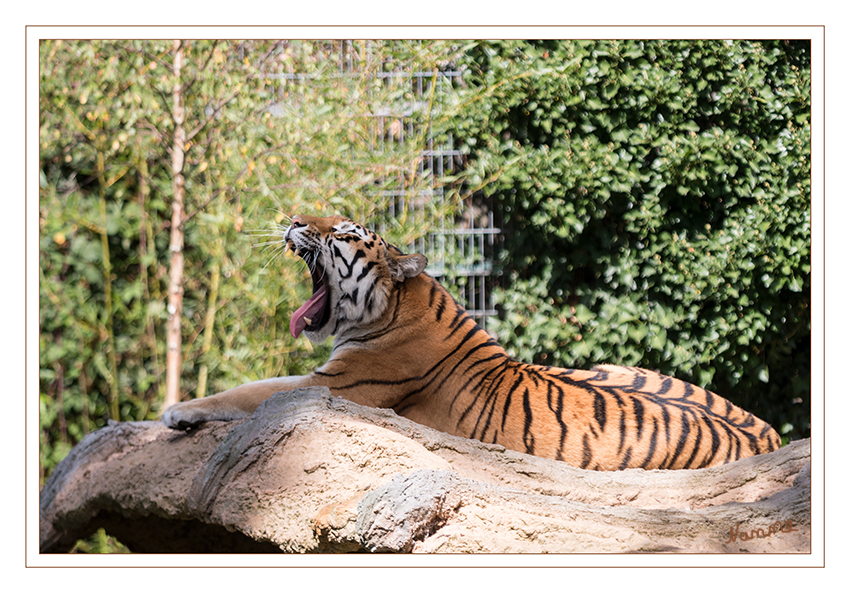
[162,214,781,470]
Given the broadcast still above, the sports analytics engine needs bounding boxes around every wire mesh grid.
[262,40,502,331]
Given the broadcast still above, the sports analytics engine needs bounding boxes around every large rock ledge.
[40,387,811,554]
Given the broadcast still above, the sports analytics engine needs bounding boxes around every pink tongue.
[289,285,327,338]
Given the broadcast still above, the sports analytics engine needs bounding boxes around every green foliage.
[39,40,464,484]
[454,40,810,440]
[70,529,131,554]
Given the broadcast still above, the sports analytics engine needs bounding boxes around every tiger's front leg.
[161,375,312,430]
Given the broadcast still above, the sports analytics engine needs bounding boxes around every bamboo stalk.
[137,154,163,402]
[53,359,67,444]
[265,283,279,378]
[196,246,221,399]
[165,39,186,408]
[98,151,120,421]
[78,362,90,435]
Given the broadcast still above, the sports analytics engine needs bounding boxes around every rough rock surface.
[40,387,811,554]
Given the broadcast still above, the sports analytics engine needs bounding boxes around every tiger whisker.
[252,239,287,249]
[258,245,290,274]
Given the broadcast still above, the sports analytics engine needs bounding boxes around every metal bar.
[429,228,502,235]
[265,70,465,81]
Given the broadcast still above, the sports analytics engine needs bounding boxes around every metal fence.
[262,40,502,332]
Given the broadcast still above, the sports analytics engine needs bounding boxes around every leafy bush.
[454,40,811,441]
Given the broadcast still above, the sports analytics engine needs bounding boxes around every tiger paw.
[161,400,246,430]
[162,401,204,430]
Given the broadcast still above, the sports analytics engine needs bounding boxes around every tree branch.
[184,85,243,145]
[181,40,220,99]
[40,388,812,554]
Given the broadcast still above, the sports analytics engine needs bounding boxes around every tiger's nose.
[284,216,305,245]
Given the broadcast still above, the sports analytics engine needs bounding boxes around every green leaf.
[574,304,594,325]
[681,120,700,133]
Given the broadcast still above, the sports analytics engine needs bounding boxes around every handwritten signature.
[725,519,798,544]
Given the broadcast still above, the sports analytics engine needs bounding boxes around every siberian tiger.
[162,214,781,470]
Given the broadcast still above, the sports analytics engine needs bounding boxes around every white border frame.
[25,25,826,570]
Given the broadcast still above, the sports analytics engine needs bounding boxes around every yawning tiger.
[162,214,781,470]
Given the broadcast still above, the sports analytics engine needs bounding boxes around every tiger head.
[283,214,428,342]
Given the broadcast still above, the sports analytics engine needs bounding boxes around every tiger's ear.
[388,252,428,281]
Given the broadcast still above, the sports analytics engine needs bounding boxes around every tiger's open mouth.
[289,249,331,339]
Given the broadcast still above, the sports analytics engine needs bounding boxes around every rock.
[40,387,811,554]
